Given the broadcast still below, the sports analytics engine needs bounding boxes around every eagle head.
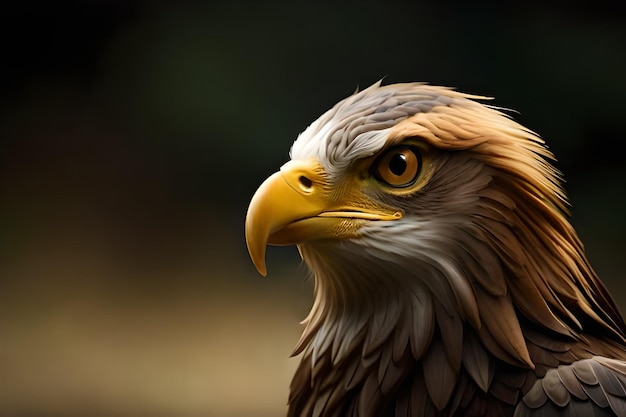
[244,82,626,417]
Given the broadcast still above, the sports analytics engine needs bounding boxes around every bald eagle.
[245,82,626,417]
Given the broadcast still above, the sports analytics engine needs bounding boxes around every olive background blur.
[0,1,624,416]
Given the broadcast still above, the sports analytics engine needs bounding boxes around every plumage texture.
[257,82,626,416]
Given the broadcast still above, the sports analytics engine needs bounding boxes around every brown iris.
[374,146,421,187]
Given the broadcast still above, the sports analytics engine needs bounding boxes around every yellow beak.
[245,158,402,276]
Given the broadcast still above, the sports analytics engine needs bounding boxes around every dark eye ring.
[374,146,421,187]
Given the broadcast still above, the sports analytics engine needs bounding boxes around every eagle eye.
[374,146,421,187]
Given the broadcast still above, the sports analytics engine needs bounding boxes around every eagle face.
[248,84,486,267]
[244,82,626,417]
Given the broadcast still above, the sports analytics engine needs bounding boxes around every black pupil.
[389,153,407,176]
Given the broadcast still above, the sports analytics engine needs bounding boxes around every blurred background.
[0,1,624,416]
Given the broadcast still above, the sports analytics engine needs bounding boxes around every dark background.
[1,1,624,416]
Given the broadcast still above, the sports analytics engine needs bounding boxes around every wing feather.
[392,312,410,363]
[357,374,383,417]
[434,300,463,372]
[461,331,494,392]
[409,374,438,417]
[408,291,434,359]
[557,366,588,400]
[474,285,534,368]
[422,336,457,410]
[516,357,626,416]
[582,384,610,408]
[363,299,401,356]
[542,370,570,407]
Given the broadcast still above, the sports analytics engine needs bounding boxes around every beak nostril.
[299,175,313,189]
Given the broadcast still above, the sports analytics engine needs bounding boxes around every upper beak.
[245,158,402,276]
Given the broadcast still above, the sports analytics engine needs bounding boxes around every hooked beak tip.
[252,254,268,277]
[245,218,269,277]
